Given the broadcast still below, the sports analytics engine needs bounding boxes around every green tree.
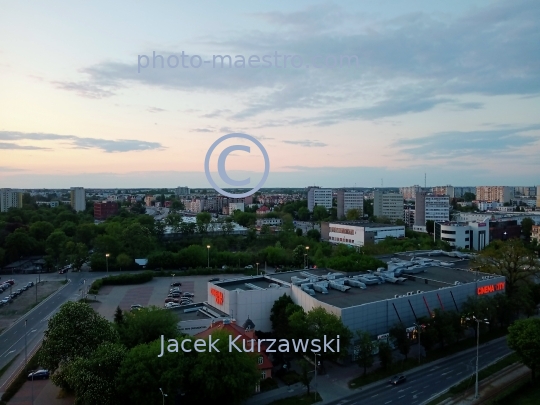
[5,229,37,261]
[293,245,306,267]
[39,301,118,390]
[185,329,260,405]
[295,228,303,236]
[63,342,127,405]
[473,239,540,299]
[116,306,179,349]
[165,212,184,233]
[121,222,155,258]
[346,208,361,220]
[66,241,88,271]
[281,214,295,233]
[196,212,212,233]
[356,330,375,376]
[270,294,301,338]
[426,220,435,235]
[507,318,540,380]
[378,340,393,370]
[521,217,534,240]
[116,337,192,405]
[463,192,476,202]
[75,223,96,247]
[297,206,310,221]
[114,306,124,324]
[45,230,68,268]
[116,253,133,271]
[389,322,411,360]
[29,221,55,241]
[298,359,313,394]
[312,205,328,221]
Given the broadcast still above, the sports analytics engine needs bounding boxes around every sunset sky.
[1,0,539,189]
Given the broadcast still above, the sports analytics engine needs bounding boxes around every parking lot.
[90,273,236,321]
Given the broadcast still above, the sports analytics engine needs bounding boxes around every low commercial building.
[321,221,405,247]
[434,221,489,250]
[256,218,282,227]
[203,255,505,361]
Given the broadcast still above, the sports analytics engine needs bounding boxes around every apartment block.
[537,186,540,208]
[336,190,363,219]
[229,202,245,213]
[307,186,333,211]
[532,225,540,243]
[373,190,404,222]
[476,186,513,203]
[0,188,23,212]
[400,185,423,200]
[514,186,536,197]
[175,186,190,196]
[70,187,86,212]
[94,201,119,220]
[414,193,450,231]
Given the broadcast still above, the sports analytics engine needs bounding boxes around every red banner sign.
[477,282,505,295]
[211,288,224,305]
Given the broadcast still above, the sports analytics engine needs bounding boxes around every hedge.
[88,271,154,294]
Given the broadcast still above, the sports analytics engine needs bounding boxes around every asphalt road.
[325,338,512,405]
[0,271,96,392]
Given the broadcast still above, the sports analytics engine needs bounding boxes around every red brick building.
[94,201,119,220]
[194,318,273,392]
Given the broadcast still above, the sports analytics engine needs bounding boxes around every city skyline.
[1,0,539,188]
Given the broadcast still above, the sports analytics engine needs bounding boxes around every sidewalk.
[438,363,530,405]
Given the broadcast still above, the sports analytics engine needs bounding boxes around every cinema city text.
[158,334,340,356]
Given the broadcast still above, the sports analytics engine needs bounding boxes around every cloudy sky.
[1,0,539,189]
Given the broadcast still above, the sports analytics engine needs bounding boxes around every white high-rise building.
[70,187,86,212]
[176,186,190,196]
[307,186,333,212]
[0,188,23,212]
[414,193,450,232]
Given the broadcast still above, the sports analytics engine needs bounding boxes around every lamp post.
[105,253,110,274]
[305,246,310,269]
[466,316,489,399]
[159,388,167,405]
[207,245,210,268]
[314,353,320,401]
[413,323,423,364]
[256,262,259,275]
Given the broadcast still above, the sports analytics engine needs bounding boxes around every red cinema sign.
[477,282,505,295]
[211,288,224,305]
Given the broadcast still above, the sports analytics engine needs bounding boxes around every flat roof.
[171,303,230,320]
[218,276,290,291]
[329,221,403,228]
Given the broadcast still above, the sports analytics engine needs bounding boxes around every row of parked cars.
[1,280,34,306]
[164,281,194,309]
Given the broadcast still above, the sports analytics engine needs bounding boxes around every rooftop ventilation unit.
[329,281,351,292]
[301,285,316,296]
[394,294,399,298]
[245,283,265,290]
[268,283,280,288]
[407,291,413,296]
[345,279,367,289]
[454,281,461,285]
[223,318,231,324]
[183,307,199,313]
[417,290,423,294]
[312,284,329,294]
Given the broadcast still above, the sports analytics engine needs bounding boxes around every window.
[261,371,266,379]
[465,238,469,241]
[258,356,263,365]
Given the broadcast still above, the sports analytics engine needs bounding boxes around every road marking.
[371,394,379,398]
[31,329,37,333]
[411,391,417,394]
[385,402,392,404]
[4,350,15,357]
[456,372,462,375]
[423,385,429,388]
[399,395,405,398]
[447,376,452,379]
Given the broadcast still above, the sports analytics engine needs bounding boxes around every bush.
[280,371,301,386]
[88,271,154,294]
[260,377,279,392]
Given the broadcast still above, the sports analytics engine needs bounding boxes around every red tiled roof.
[194,321,273,370]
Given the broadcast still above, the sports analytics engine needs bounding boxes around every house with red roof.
[194,318,273,392]
[256,206,270,216]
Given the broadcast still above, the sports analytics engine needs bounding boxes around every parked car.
[165,303,180,309]
[164,298,179,303]
[170,282,182,287]
[170,287,181,292]
[17,289,22,294]
[1,298,12,305]
[130,304,143,311]
[388,375,406,385]
[28,370,49,380]
[182,292,194,297]
[5,279,15,285]
[169,293,181,298]
[244,265,253,269]
[26,282,34,288]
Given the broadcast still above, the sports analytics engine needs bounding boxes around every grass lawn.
[509,382,540,405]
[269,393,322,405]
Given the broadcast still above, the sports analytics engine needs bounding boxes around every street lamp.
[314,353,320,401]
[413,323,423,364]
[105,253,110,274]
[256,262,259,275]
[466,316,489,399]
[305,246,310,269]
[159,388,167,405]
[207,245,211,268]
